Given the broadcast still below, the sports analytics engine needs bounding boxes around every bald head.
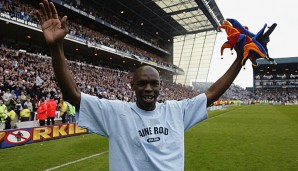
[132,66,160,84]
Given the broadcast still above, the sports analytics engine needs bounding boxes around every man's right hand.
[36,0,68,46]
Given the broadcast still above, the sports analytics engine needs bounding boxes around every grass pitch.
[0,105,297,171]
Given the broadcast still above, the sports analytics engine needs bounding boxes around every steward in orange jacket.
[46,96,57,125]
[37,98,47,126]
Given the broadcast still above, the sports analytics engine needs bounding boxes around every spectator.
[5,96,16,111]
[19,91,27,104]
[2,89,11,102]
[24,97,33,120]
[14,86,21,98]
[0,1,3,12]
[32,95,39,113]
[15,98,22,119]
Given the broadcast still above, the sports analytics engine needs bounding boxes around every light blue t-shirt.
[76,93,208,171]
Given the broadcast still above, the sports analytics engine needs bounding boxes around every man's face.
[132,66,160,111]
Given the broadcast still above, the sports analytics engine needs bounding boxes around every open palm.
[37,0,68,45]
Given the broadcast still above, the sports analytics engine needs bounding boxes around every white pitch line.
[207,108,239,120]
[44,151,108,171]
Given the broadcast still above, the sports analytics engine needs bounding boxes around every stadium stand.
[0,45,201,124]
[0,0,182,73]
[253,57,298,103]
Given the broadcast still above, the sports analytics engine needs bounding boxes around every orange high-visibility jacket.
[46,99,57,117]
[37,102,47,120]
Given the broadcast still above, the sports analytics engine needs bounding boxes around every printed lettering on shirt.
[138,126,168,142]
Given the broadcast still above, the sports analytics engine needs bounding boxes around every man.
[36,97,47,126]
[59,99,68,123]
[15,98,22,119]
[37,1,244,170]
[5,96,16,112]
[2,89,12,102]
[24,97,34,120]
[20,105,31,122]
[7,107,17,129]
[66,101,75,123]
[46,95,57,125]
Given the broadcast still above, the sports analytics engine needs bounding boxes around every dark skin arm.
[205,48,243,107]
[36,0,81,108]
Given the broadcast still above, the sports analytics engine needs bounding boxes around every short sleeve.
[182,93,208,130]
[76,93,110,136]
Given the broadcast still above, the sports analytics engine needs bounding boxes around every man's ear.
[130,83,135,90]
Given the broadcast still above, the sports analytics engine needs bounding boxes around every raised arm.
[36,0,81,108]
[205,49,243,106]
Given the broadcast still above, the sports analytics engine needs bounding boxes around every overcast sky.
[207,0,298,88]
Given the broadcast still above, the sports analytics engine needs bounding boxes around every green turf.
[0,105,297,171]
[0,134,109,171]
[185,105,298,171]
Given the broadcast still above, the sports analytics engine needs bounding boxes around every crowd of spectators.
[0,0,38,24]
[62,0,164,50]
[255,88,298,103]
[221,84,254,100]
[0,0,183,72]
[1,42,297,130]
[2,43,296,104]
[0,45,198,116]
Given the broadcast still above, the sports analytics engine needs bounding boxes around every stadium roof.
[257,57,298,64]
[89,0,224,39]
[254,57,298,75]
